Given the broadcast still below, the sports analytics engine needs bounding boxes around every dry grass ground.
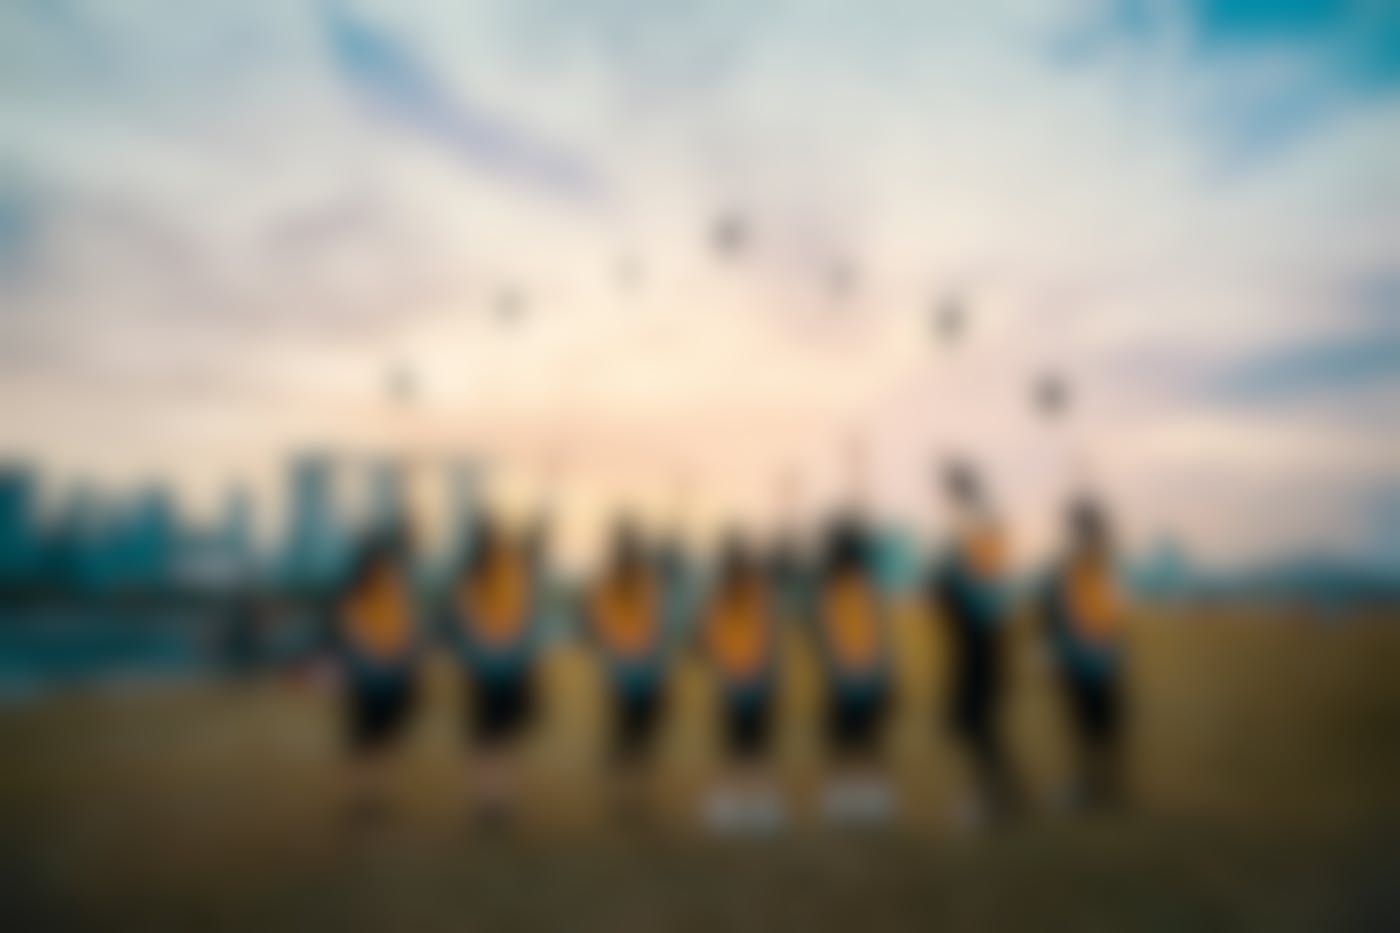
[2,603,1398,931]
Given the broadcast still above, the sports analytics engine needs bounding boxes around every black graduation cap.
[616,254,642,290]
[940,458,982,506]
[826,258,858,301]
[710,211,747,258]
[494,287,526,325]
[934,295,964,344]
[1034,372,1071,418]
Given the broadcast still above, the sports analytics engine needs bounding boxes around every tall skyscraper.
[47,482,108,592]
[0,464,39,590]
[444,456,481,561]
[218,484,254,568]
[281,453,343,588]
[107,484,179,591]
[366,457,406,536]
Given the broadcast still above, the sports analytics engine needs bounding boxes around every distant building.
[872,524,920,591]
[1130,535,1193,598]
[444,456,481,562]
[218,484,254,570]
[0,465,41,590]
[366,457,406,537]
[174,484,257,590]
[43,482,109,592]
[280,453,346,589]
[117,485,179,590]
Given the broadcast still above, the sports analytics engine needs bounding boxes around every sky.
[0,0,1397,568]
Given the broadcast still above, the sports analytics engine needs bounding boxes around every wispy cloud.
[0,0,1395,563]
[1048,0,1400,168]
[0,171,38,279]
[320,1,603,199]
[498,0,759,105]
[1211,333,1400,402]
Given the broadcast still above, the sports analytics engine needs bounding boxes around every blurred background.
[1,1,1398,930]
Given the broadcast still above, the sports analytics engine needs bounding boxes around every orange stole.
[590,572,659,658]
[459,546,530,647]
[343,566,412,660]
[1066,560,1121,642]
[820,572,881,670]
[705,578,768,680]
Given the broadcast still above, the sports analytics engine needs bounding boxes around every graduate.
[805,435,896,823]
[701,532,784,832]
[446,511,542,828]
[334,526,420,822]
[813,513,895,825]
[1039,497,1128,811]
[930,460,1020,825]
[586,516,670,822]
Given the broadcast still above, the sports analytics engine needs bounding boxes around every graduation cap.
[826,258,858,301]
[616,254,643,290]
[493,287,527,325]
[940,458,982,505]
[710,211,748,258]
[1034,372,1071,418]
[933,295,964,344]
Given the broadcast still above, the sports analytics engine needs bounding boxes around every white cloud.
[0,0,1396,563]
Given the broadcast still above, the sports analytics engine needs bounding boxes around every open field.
[3,604,1399,931]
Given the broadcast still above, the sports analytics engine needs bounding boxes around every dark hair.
[1067,497,1113,556]
[464,512,502,577]
[820,514,868,576]
[716,530,757,584]
[608,515,646,570]
[766,532,803,580]
[522,515,550,566]
[343,527,403,592]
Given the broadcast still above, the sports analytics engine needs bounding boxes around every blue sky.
[1050,0,1400,164]
[0,0,1396,566]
